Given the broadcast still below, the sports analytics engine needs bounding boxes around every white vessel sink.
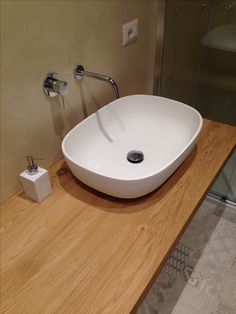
[62,95,202,198]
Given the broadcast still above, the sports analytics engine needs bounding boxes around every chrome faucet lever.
[43,73,68,97]
[73,65,120,99]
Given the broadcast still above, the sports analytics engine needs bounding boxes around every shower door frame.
[153,0,166,96]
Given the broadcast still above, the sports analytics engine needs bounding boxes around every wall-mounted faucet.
[43,73,68,97]
[73,65,120,99]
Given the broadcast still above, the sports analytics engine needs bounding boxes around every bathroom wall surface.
[0,0,158,203]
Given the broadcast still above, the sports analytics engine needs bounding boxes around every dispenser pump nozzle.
[26,156,43,174]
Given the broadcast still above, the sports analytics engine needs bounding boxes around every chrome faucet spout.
[107,77,119,100]
[74,65,120,99]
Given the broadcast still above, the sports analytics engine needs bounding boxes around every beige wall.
[0,0,158,203]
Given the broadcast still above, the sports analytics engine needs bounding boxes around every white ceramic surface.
[62,95,203,198]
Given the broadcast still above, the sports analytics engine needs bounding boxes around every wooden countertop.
[1,119,236,314]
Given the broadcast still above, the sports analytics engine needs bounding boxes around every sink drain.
[127,150,144,163]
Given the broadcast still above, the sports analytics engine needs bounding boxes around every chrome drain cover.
[127,150,144,163]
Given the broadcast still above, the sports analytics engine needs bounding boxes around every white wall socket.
[122,19,138,46]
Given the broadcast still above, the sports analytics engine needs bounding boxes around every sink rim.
[62,95,203,182]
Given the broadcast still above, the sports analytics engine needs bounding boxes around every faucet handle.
[43,73,68,97]
[73,65,84,80]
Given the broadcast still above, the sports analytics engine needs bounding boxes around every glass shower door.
[210,150,236,203]
[160,0,210,106]
[194,0,236,204]
[159,0,236,204]
[193,0,236,125]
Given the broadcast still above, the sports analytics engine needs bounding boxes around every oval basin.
[62,95,203,198]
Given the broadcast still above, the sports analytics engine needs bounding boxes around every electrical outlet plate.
[122,19,138,46]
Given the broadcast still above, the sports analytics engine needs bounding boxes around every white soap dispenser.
[20,156,52,203]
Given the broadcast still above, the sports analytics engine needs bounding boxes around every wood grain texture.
[1,119,236,314]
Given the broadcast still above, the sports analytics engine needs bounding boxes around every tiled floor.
[137,197,236,314]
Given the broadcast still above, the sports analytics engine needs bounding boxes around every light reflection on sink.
[62,95,202,198]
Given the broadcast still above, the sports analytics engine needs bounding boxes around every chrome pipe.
[74,65,120,99]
